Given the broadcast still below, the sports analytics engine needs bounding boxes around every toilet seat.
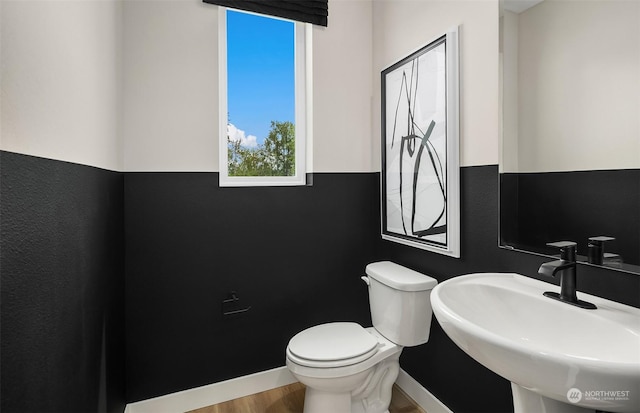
[287,322,378,368]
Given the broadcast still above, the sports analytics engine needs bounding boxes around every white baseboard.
[124,366,297,413]
[396,369,454,413]
[124,366,452,413]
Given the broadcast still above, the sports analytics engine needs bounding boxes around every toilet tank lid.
[365,261,437,291]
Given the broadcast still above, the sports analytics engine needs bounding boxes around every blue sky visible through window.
[227,10,295,148]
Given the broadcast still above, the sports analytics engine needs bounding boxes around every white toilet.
[285,261,437,413]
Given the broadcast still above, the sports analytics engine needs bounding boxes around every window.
[219,8,310,186]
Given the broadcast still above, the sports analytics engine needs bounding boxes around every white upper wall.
[500,10,519,172]
[1,0,374,173]
[312,0,373,172]
[372,0,500,168]
[513,0,639,173]
[0,0,123,171]
[2,0,502,172]
[123,0,219,172]
[123,0,374,172]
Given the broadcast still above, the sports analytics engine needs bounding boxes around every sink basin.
[431,273,640,413]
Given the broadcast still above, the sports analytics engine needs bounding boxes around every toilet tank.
[364,261,438,346]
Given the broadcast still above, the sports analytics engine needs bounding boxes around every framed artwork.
[381,28,460,257]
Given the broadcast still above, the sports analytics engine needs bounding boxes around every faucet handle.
[588,236,615,265]
[588,236,615,242]
[546,241,577,261]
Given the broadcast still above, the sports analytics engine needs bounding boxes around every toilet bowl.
[286,323,402,413]
[285,261,437,413]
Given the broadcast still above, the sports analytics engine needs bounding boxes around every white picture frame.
[381,27,460,258]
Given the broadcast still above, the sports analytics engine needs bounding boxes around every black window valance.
[204,0,327,27]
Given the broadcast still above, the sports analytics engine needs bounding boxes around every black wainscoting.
[378,165,640,413]
[3,156,638,413]
[501,169,640,265]
[124,172,380,402]
[0,151,126,413]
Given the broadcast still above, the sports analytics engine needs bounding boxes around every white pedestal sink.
[431,273,640,413]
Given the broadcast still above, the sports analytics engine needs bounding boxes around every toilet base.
[352,352,400,413]
[302,390,392,413]
[299,368,373,413]
[304,388,352,413]
[297,351,401,413]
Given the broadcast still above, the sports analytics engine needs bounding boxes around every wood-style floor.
[188,382,427,413]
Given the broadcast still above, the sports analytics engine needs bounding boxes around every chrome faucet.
[539,241,597,310]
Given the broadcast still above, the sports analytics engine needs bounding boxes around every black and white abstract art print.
[381,28,460,257]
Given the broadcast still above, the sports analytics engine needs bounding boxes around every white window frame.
[218,7,312,187]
